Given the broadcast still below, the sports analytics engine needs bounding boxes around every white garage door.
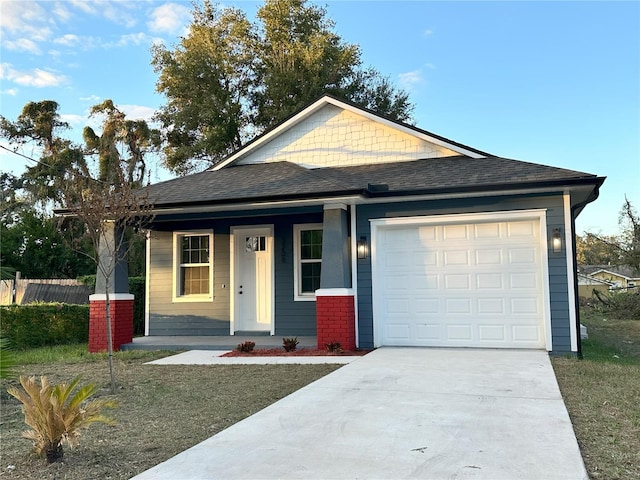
[374,218,546,348]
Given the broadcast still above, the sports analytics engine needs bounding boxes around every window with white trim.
[293,224,322,301]
[173,231,214,301]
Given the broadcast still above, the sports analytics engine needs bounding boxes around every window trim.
[172,230,214,303]
[293,223,323,301]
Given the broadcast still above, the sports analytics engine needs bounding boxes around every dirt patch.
[223,348,371,357]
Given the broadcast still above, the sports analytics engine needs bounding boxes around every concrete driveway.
[132,348,587,480]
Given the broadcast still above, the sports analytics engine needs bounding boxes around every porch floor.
[120,335,318,351]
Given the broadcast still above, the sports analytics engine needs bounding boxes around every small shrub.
[236,341,256,352]
[282,337,299,352]
[326,341,343,353]
[0,304,89,349]
[7,375,118,463]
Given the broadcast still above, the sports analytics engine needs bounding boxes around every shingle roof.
[579,265,640,278]
[147,156,601,209]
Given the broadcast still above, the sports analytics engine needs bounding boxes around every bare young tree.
[59,169,154,394]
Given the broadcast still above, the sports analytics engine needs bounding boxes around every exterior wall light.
[357,236,368,259]
[552,228,562,253]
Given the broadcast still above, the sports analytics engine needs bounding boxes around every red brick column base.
[89,294,134,353]
[315,289,356,351]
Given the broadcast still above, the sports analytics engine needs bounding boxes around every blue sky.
[1,0,638,235]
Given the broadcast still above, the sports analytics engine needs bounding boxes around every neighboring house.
[140,95,604,355]
[580,266,640,290]
[577,273,613,298]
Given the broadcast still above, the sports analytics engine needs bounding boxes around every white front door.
[232,226,274,333]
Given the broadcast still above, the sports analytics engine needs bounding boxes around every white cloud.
[119,104,157,122]
[3,38,41,54]
[54,34,81,46]
[0,63,67,88]
[103,32,162,48]
[398,70,424,89]
[148,3,191,34]
[67,0,96,15]
[52,2,73,22]
[80,94,101,103]
[60,113,86,125]
[117,32,151,46]
[0,1,52,42]
[1,88,19,96]
[423,29,434,37]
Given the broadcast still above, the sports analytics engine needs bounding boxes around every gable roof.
[579,265,640,279]
[147,156,602,210]
[213,95,490,171]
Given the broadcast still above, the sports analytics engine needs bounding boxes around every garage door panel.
[445,274,470,289]
[385,323,410,340]
[445,298,472,314]
[478,325,506,341]
[443,224,469,240]
[476,273,503,289]
[507,220,536,237]
[510,273,538,289]
[415,298,439,314]
[512,325,540,342]
[508,248,537,264]
[376,218,545,349]
[447,324,473,341]
[385,298,410,314]
[444,250,470,265]
[475,249,503,265]
[416,324,441,340]
[511,297,539,314]
[474,222,501,239]
[477,298,505,314]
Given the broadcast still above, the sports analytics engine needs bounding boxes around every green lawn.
[552,309,640,480]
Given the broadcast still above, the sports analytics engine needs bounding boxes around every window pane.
[301,230,322,260]
[181,266,209,295]
[181,235,209,264]
[301,262,321,293]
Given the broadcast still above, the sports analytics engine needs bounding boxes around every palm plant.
[7,375,118,463]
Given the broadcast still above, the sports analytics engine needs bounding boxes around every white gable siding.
[237,105,460,168]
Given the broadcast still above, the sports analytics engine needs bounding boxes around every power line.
[0,143,57,170]
[0,144,107,185]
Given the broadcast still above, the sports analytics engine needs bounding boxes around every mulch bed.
[222,348,371,357]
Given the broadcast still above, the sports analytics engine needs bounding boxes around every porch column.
[316,204,355,350]
[89,222,134,353]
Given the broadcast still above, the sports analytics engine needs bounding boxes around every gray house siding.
[355,193,572,354]
[148,229,231,335]
[147,210,322,336]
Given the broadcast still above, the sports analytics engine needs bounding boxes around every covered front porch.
[121,335,318,351]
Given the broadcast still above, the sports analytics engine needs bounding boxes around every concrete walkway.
[132,348,587,480]
[146,349,361,365]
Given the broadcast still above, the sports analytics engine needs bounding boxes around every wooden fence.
[0,279,83,305]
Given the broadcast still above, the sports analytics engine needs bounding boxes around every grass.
[9,343,170,365]
[0,346,340,479]
[2,311,638,479]
[552,308,640,480]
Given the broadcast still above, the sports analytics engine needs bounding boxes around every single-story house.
[137,95,604,355]
[579,265,639,290]
[577,273,613,298]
